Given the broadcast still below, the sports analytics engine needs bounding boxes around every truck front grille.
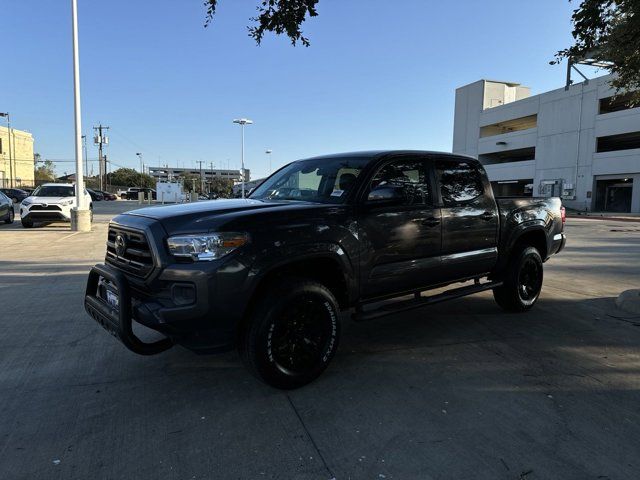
[106,226,154,278]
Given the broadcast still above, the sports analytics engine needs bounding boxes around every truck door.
[434,158,499,281]
[358,156,442,299]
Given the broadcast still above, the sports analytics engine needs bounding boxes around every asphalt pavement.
[1,201,639,480]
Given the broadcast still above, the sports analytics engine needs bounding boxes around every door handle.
[422,217,440,227]
[480,211,494,221]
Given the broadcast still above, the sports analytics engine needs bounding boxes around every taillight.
[560,206,566,225]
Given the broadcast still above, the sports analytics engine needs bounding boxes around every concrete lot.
[1,201,639,480]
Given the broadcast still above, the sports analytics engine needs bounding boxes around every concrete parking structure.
[1,202,639,479]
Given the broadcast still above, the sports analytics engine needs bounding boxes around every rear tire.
[5,208,14,224]
[240,278,341,390]
[21,217,34,228]
[493,246,543,312]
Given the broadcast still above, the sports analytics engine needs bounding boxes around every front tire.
[240,279,341,389]
[21,217,34,228]
[5,208,14,224]
[493,246,543,312]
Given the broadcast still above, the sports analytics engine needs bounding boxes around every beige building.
[0,126,35,188]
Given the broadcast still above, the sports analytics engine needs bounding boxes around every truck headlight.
[167,232,249,261]
[21,198,32,206]
[61,199,74,206]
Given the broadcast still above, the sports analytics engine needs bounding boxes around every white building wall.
[453,74,640,213]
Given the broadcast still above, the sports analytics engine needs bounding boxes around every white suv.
[20,183,92,228]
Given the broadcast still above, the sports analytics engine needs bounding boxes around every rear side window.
[435,160,485,206]
[369,158,431,206]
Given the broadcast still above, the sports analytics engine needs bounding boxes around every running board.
[352,280,503,322]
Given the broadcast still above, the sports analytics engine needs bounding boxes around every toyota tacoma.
[85,151,566,389]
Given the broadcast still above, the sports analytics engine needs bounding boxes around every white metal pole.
[7,114,13,188]
[241,124,245,199]
[71,0,86,210]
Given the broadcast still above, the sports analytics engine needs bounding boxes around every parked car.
[0,191,15,224]
[0,188,29,204]
[85,150,566,389]
[87,189,104,201]
[97,190,117,201]
[20,183,92,228]
[121,187,156,200]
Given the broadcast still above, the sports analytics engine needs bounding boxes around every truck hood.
[124,198,333,233]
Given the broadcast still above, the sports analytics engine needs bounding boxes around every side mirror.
[367,185,404,205]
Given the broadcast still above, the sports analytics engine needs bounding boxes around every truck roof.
[302,150,477,162]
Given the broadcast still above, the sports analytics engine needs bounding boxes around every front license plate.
[106,290,119,309]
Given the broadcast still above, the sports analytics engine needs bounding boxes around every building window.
[479,147,535,165]
[599,93,638,114]
[480,115,537,138]
[596,131,640,153]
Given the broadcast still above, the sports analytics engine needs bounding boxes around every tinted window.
[436,160,484,206]
[250,156,370,204]
[368,158,431,206]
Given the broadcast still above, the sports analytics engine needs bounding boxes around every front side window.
[368,158,431,206]
[435,160,485,206]
[250,157,370,204]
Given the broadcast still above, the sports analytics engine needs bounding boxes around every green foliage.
[210,178,234,198]
[108,168,155,188]
[34,159,55,182]
[556,0,640,104]
[179,172,202,193]
[204,0,319,46]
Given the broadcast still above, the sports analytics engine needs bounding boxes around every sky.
[3,0,602,180]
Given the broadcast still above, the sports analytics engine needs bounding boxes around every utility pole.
[82,135,88,183]
[210,161,214,194]
[136,153,143,187]
[0,113,13,188]
[197,160,204,194]
[93,124,109,190]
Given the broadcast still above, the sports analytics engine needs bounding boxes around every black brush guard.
[84,263,173,355]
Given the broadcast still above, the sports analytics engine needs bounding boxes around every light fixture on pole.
[232,118,253,198]
[70,0,90,231]
[265,149,273,174]
[0,113,13,188]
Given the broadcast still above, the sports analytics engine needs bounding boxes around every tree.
[209,178,234,198]
[556,0,640,104]
[178,172,203,193]
[204,0,319,46]
[108,168,155,188]
[34,158,55,182]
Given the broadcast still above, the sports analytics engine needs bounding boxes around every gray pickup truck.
[85,151,566,389]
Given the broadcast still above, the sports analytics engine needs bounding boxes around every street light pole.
[136,153,143,186]
[70,0,90,231]
[0,113,13,188]
[233,118,253,198]
[265,149,273,175]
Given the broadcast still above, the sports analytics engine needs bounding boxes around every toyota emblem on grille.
[42,203,48,208]
[115,234,127,257]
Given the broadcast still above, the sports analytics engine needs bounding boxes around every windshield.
[32,185,75,197]
[250,156,370,204]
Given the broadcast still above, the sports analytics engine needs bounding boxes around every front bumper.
[85,263,174,355]
[21,206,71,222]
